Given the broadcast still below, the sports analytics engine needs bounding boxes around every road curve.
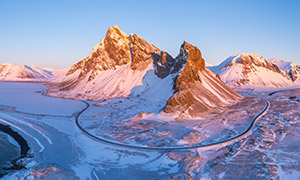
[75,98,270,151]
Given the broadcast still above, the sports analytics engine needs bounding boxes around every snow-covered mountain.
[47,25,241,117]
[269,58,300,83]
[208,53,297,88]
[0,63,53,81]
[47,25,162,99]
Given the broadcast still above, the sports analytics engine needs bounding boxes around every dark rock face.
[152,51,174,78]
[152,51,185,79]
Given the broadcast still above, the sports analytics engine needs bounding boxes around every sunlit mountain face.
[0,25,300,179]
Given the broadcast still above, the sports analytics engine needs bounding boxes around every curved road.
[75,98,270,151]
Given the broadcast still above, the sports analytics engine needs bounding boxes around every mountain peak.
[66,25,132,79]
[163,42,241,117]
[47,32,241,118]
[174,41,205,90]
[180,41,205,71]
[105,25,128,40]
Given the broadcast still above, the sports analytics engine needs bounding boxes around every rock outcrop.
[152,51,185,79]
[175,42,205,90]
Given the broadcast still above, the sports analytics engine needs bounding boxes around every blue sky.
[0,0,299,68]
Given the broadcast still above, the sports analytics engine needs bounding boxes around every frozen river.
[0,82,178,179]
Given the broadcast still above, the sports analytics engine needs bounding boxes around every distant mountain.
[0,63,53,81]
[47,25,241,117]
[269,58,300,83]
[208,53,297,88]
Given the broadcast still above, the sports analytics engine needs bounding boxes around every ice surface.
[0,82,85,115]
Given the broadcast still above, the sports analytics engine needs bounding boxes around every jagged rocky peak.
[47,25,170,100]
[66,25,161,81]
[66,25,132,80]
[129,33,160,70]
[180,41,205,70]
[152,41,205,80]
[102,25,131,65]
[175,41,206,90]
[164,42,241,118]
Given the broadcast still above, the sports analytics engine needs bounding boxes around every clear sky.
[0,0,299,68]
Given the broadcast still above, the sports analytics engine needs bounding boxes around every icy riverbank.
[1,82,299,179]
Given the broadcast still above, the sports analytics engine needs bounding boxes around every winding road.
[75,98,270,151]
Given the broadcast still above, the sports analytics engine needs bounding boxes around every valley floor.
[0,82,299,179]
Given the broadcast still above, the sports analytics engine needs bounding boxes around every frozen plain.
[0,82,300,179]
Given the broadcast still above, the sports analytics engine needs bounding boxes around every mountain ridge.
[208,53,299,88]
[0,63,54,81]
[46,25,241,118]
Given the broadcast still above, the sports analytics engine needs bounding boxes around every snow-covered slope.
[47,26,241,118]
[0,63,53,81]
[47,25,163,100]
[270,58,300,83]
[208,53,296,88]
